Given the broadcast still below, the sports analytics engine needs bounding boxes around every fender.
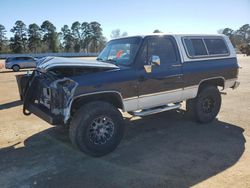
[71,90,125,112]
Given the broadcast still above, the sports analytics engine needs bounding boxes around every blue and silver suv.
[16,34,240,156]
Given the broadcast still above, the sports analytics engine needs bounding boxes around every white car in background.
[5,56,37,72]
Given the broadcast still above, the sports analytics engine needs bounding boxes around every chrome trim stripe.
[74,90,123,99]
[138,88,182,98]
[123,96,139,101]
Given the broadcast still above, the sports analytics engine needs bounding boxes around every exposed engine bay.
[17,57,119,125]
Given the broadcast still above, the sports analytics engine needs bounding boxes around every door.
[138,36,183,109]
[25,57,36,68]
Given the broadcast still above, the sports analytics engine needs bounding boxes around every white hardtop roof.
[111,33,226,40]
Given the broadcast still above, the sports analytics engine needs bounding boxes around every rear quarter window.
[204,38,229,55]
[183,37,230,58]
[183,38,208,57]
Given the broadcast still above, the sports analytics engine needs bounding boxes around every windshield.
[97,37,141,66]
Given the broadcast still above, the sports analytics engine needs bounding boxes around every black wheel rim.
[88,116,115,145]
[202,97,215,114]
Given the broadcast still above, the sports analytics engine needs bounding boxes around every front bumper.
[16,71,78,125]
[26,103,61,125]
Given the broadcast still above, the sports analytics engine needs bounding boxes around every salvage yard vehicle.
[16,34,240,156]
[5,56,37,72]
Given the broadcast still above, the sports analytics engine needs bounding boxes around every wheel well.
[71,92,124,114]
[198,78,225,92]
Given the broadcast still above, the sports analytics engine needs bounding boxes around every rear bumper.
[224,79,240,90]
[232,81,240,89]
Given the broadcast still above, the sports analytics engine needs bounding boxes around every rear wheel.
[187,86,221,123]
[69,101,125,157]
[12,65,20,72]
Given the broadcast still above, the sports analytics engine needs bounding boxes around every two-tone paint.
[70,34,239,111]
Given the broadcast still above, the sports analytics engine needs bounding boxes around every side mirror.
[150,55,160,66]
[144,65,152,73]
[144,55,160,73]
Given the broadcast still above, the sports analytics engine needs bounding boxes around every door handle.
[171,64,182,67]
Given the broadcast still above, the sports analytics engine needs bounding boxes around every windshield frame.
[97,36,143,66]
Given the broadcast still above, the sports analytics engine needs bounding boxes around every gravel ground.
[0,56,249,188]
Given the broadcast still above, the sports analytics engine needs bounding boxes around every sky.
[0,0,249,40]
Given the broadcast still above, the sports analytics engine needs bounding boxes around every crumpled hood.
[36,56,119,71]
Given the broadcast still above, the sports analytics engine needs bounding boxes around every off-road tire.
[187,86,221,123]
[69,101,124,157]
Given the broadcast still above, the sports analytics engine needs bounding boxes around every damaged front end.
[17,70,78,125]
[16,57,119,125]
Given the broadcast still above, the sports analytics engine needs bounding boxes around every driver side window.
[140,37,178,65]
[140,38,158,65]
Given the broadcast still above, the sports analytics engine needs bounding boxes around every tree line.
[220,24,250,54]
[0,20,107,54]
[1,21,249,55]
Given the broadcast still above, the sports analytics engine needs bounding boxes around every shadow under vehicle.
[0,110,245,187]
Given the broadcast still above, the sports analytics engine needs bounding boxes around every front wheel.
[69,101,125,157]
[186,86,221,123]
[12,65,20,72]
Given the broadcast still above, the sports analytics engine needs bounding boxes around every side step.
[132,103,181,117]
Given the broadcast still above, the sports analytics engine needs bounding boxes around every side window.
[141,37,177,65]
[147,38,158,62]
[140,42,148,65]
[204,39,229,55]
[184,38,208,57]
[158,38,177,63]
[23,57,31,60]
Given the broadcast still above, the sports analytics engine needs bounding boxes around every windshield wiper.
[107,59,116,62]
[106,59,117,65]
[97,57,117,65]
[96,57,104,62]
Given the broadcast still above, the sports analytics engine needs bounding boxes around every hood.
[37,56,119,71]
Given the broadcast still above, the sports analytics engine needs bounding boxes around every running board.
[132,103,181,117]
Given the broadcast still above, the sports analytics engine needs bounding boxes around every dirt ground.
[0,56,249,188]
